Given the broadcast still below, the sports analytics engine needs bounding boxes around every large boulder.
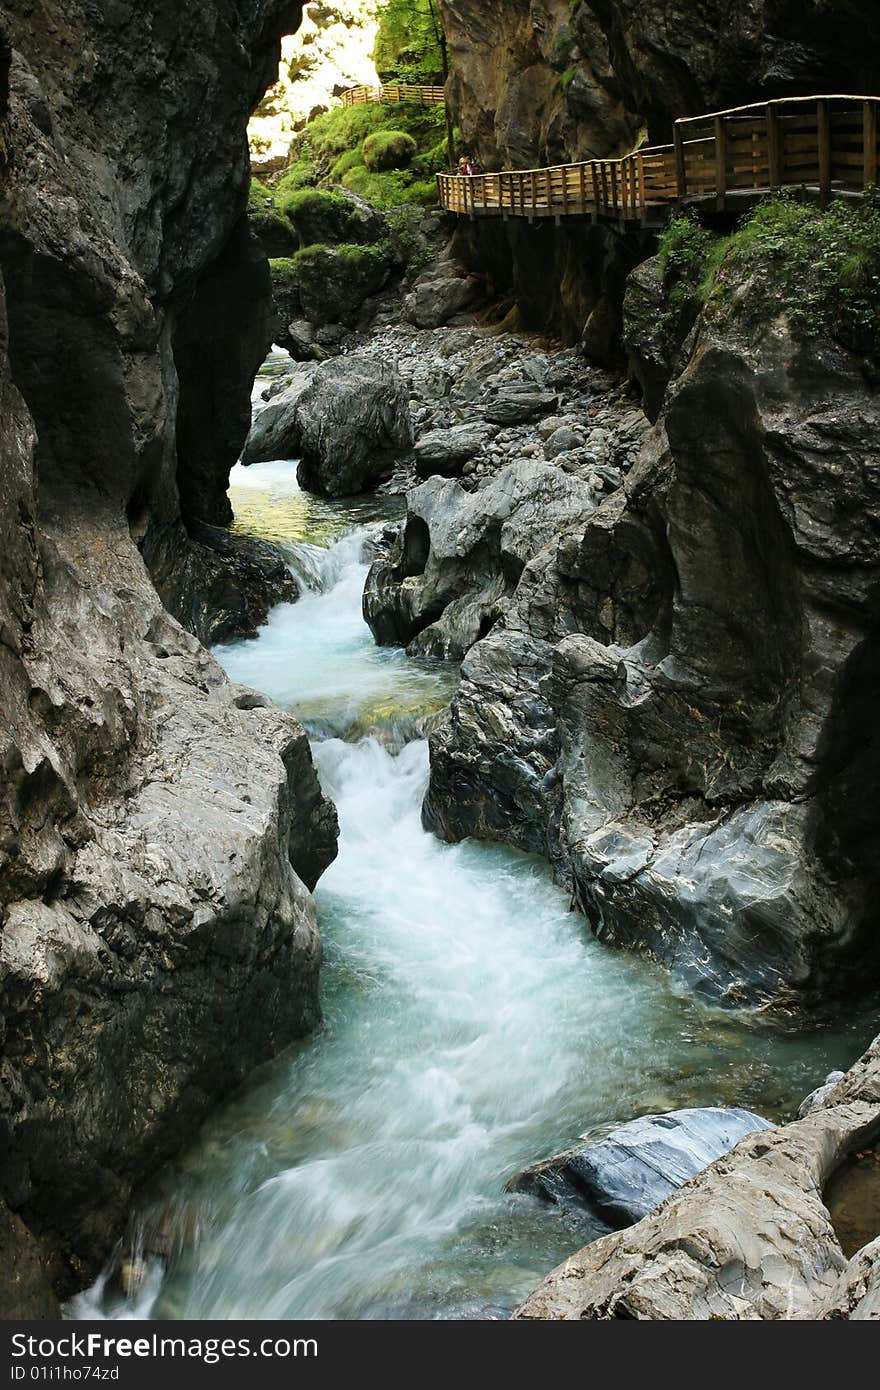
[243,355,414,497]
[510,1107,772,1227]
[272,242,394,343]
[414,421,498,478]
[364,460,593,661]
[404,254,483,330]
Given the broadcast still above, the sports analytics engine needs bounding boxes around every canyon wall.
[0,1,338,1309]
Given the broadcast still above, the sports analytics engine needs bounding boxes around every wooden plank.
[714,114,728,208]
[767,102,782,187]
[817,99,831,204]
[674,122,687,199]
[865,100,878,186]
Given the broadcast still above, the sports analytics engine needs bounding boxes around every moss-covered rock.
[363,129,417,172]
[270,241,394,332]
[277,187,386,247]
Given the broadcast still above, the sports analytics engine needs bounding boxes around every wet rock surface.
[244,354,414,496]
[515,1033,880,1320]
[509,1107,772,1227]
[404,290,880,1009]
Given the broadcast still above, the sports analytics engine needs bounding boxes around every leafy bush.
[363,130,418,172]
[657,211,719,306]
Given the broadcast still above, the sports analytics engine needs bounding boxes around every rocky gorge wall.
[0,1,339,1311]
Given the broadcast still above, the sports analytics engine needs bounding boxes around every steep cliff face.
[386,258,880,1009]
[441,1,880,163]
[439,0,641,168]
[0,2,339,1308]
[581,1,880,141]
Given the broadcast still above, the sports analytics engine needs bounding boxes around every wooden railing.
[340,83,446,108]
[437,95,880,224]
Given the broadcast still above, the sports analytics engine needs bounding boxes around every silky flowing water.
[71,363,877,1321]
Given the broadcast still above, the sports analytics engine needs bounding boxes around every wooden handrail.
[437,93,880,225]
[340,83,446,108]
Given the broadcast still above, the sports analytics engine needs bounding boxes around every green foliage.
[706,197,880,352]
[340,166,437,209]
[330,148,363,181]
[412,135,452,178]
[248,178,274,212]
[363,129,418,172]
[657,211,718,293]
[274,160,317,196]
[373,0,446,84]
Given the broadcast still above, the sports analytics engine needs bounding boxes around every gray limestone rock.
[243,355,413,497]
[509,1107,773,1227]
[514,1034,880,1321]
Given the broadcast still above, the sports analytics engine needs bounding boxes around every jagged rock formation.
[243,354,414,496]
[0,1,341,1311]
[515,1033,880,1319]
[394,258,880,1009]
[509,1107,772,1227]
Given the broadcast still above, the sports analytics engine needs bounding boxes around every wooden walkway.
[341,83,446,109]
[437,95,880,226]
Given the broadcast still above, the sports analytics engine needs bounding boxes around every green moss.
[248,177,274,212]
[330,147,364,181]
[341,166,437,210]
[693,196,880,352]
[363,129,418,172]
[274,161,317,197]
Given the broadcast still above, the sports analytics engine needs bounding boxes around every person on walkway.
[458,153,472,176]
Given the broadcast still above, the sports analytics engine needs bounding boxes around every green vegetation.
[363,129,418,172]
[658,197,880,352]
[373,0,446,85]
[269,241,394,325]
[258,98,448,215]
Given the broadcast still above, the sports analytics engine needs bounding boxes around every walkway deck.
[341,83,446,109]
[436,95,880,226]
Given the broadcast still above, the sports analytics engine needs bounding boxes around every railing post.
[637,152,646,218]
[817,99,831,205]
[865,100,878,188]
[767,101,782,188]
[579,163,587,212]
[673,121,687,201]
[591,163,600,213]
[714,115,728,210]
[530,169,537,213]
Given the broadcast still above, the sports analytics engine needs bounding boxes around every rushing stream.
[71,363,878,1321]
